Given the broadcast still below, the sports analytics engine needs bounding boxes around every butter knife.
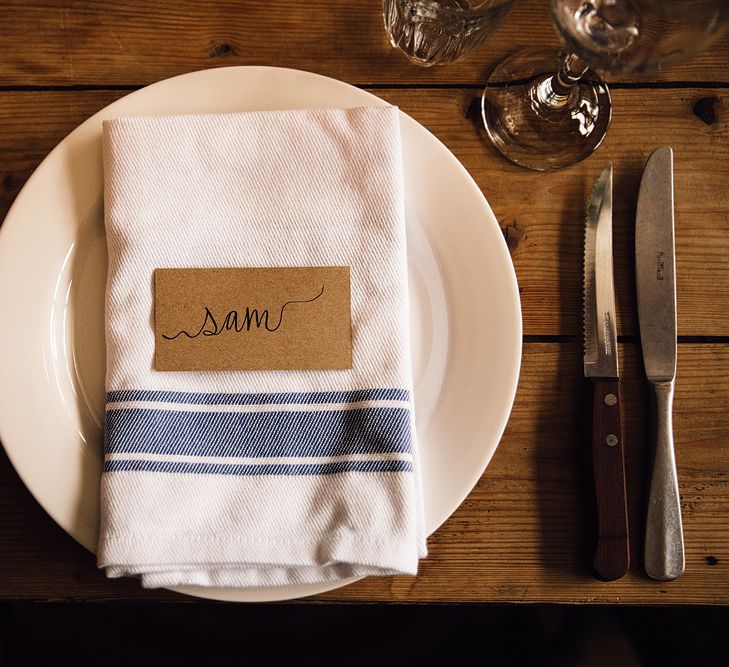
[584,163,630,581]
[636,147,685,581]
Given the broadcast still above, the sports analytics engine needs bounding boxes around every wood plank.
[320,343,729,602]
[1,0,728,87]
[374,87,729,339]
[1,87,728,336]
[1,343,726,602]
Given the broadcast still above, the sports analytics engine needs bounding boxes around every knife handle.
[645,380,685,581]
[591,378,630,580]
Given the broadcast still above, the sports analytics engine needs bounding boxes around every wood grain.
[1,87,727,336]
[320,343,729,603]
[0,343,726,602]
[0,0,728,87]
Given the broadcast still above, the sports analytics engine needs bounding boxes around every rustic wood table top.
[1,0,727,604]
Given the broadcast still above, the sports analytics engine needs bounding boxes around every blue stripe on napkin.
[104,459,413,476]
[104,407,412,458]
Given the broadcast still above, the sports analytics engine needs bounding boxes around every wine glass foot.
[481,48,612,171]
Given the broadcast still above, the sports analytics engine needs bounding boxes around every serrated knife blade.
[584,165,618,379]
[636,146,685,581]
[583,163,629,581]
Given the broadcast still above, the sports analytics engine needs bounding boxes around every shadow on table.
[531,171,595,579]
[1,602,727,666]
[532,341,596,578]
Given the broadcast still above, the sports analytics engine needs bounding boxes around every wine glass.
[480,0,729,171]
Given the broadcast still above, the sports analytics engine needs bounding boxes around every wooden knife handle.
[591,378,630,580]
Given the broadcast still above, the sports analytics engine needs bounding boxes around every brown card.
[154,267,352,371]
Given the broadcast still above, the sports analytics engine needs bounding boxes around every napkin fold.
[99,106,426,588]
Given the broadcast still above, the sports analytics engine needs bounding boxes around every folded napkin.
[99,106,426,588]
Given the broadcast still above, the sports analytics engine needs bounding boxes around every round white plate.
[0,66,521,602]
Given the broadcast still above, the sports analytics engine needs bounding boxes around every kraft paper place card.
[154,267,352,371]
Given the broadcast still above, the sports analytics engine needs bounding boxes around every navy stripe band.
[104,459,413,476]
[106,388,411,406]
[105,407,412,458]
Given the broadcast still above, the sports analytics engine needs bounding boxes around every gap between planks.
[1,81,729,93]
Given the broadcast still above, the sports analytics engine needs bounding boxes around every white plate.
[0,67,521,602]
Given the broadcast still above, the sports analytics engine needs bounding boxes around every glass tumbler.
[383,0,518,67]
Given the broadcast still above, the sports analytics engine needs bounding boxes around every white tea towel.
[99,106,426,588]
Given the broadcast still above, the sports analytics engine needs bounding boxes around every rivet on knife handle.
[592,378,630,580]
[644,380,685,580]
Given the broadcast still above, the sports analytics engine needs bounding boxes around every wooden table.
[1,0,727,604]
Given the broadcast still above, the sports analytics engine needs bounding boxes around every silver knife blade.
[637,146,684,581]
[584,164,618,379]
[636,147,677,383]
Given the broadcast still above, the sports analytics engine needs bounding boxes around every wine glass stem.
[533,53,590,110]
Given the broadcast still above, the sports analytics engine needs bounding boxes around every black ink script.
[162,286,325,341]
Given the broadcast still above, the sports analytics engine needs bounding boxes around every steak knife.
[584,164,630,581]
[636,147,685,581]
